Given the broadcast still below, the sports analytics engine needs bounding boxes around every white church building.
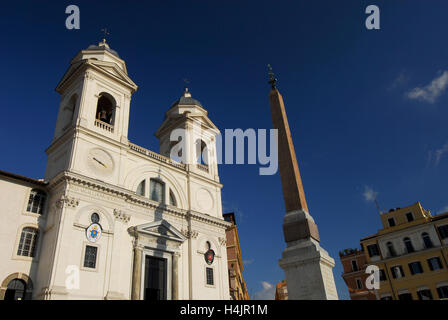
[0,40,231,300]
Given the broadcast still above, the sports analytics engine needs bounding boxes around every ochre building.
[223,213,249,300]
[360,202,448,300]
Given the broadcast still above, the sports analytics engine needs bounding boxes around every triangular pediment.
[136,220,186,243]
[155,114,219,138]
[56,59,138,93]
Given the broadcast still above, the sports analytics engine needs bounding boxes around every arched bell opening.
[95,93,116,125]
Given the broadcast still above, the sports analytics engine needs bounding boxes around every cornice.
[48,171,229,228]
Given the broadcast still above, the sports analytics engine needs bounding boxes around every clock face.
[86,148,114,176]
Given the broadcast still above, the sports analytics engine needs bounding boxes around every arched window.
[4,279,27,301]
[95,93,115,125]
[136,180,146,196]
[422,232,433,248]
[91,213,100,224]
[26,189,46,215]
[17,227,39,257]
[196,139,208,165]
[150,179,164,203]
[404,237,414,253]
[386,241,396,257]
[169,189,177,207]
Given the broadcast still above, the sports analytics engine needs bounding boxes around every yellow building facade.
[361,202,448,300]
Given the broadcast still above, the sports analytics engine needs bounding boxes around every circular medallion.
[86,223,102,243]
[196,188,214,211]
[204,249,215,265]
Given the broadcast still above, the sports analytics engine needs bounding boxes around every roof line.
[0,169,48,186]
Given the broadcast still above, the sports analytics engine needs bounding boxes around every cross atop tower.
[101,28,110,44]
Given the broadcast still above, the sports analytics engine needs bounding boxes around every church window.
[91,213,100,224]
[206,267,214,286]
[83,245,98,269]
[17,227,39,257]
[26,189,46,214]
[196,139,208,165]
[150,179,165,203]
[137,180,146,196]
[95,93,115,125]
[169,189,177,207]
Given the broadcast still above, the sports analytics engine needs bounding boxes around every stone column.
[131,246,143,300]
[172,253,179,300]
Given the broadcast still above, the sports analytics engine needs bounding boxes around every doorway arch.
[0,273,33,300]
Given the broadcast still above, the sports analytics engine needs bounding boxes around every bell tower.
[155,88,220,182]
[45,39,138,180]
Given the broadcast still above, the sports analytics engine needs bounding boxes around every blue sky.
[1,1,448,300]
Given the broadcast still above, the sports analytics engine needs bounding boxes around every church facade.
[0,40,231,300]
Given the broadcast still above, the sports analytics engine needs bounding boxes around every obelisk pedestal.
[279,210,338,300]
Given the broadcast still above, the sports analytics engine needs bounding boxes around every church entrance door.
[144,256,167,300]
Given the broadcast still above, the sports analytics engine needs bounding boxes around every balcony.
[129,142,186,170]
[94,119,114,133]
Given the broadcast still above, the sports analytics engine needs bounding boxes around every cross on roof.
[101,28,110,43]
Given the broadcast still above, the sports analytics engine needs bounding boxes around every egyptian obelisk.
[267,65,338,300]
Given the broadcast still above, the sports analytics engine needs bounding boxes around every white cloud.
[406,71,448,103]
[389,72,409,90]
[363,186,378,202]
[243,259,253,266]
[252,281,275,300]
[434,142,448,166]
[427,142,448,167]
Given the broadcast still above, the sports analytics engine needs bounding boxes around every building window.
[206,267,214,286]
[83,245,98,269]
[417,289,433,300]
[405,212,414,222]
[437,286,448,299]
[379,269,387,281]
[422,232,433,249]
[388,218,396,227]
[390,265,404,279]
[26,189,46,214]
[398,292,413,300]
[351,260,359,272]
[367,244,380,257]
[427,257,443,271]
[17,227,39,257]
[356,278,363,289]
[403,237,415,253]
[386,242,397,257]
[136,180,145,196]
[408,261,423,275]
[150,179,164,203]
[437,225,448,239]
[169,189,177,207]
